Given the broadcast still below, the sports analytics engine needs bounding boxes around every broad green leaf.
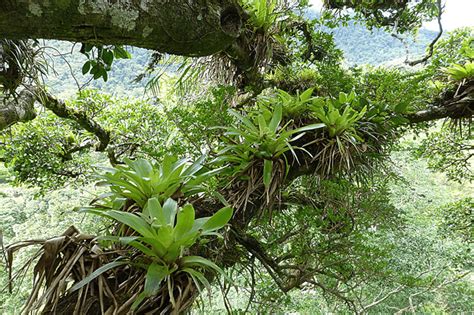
[99,236,159,258]
[201,206,233,233]
[146,198,165,225]
[130,158,153,177]
[174,204,195,238]
[291,123,326,135]
[139,237,167,257]
[157,225,174,248]
[268,104,282,133]
[162,198,178,226]
[228,110,258,132]
[131,292,146,310]
[299,87,315,102]
[257,114,268,136]
[182,155,205,177]
[113,46,131,59]
[180,256,224,275]
[71,261,127,292]
[144,263,169,297]
[82,61,91,75]
[105,210,156,238]
[102,50,114,66]
[263,159,273,190]
[338,92,348,104]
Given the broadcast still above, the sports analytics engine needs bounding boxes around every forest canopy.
[0,0,472,314]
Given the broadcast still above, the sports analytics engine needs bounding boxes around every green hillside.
[331,23,437,65]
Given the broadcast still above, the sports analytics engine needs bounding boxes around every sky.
[309,0,474,31]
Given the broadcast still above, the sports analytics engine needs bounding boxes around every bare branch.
[406,0,443,66]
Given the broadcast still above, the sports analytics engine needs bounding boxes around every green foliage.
[312,91,367,138]
[272,87,316,117]
[215,104,324,191]
[413,122,473,182]
[0,90,188,189]
[432,29,474,67]
[0,112,96,190]
[164,85,235,158]
[438,198,473,243]
[71,153,234,309]
[95,156,216,208]
[77,198,232,308]
[444,62,474,81]
[241,0,278,32]
[356,67,430,117]
[2,4,473,315]
[80,44,131,82]
[88,199,232,264]
[324,0,440,34]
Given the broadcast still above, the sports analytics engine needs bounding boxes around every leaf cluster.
[80,44,131,82]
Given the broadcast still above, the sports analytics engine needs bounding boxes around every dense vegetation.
[0,1,472,314]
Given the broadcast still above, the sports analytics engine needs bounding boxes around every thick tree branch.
[0,89,36,129]
[0,0,242,56]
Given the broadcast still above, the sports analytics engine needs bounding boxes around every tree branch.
[0,88,36,129]
[39,90,110,151]
[0,0,242,56]
[406,0,443,66]
[405,80,474,123]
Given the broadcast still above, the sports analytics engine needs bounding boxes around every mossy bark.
[0,0,242,56]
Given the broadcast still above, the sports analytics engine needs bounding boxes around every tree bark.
[0,89,36,129]
[0,0,242,56]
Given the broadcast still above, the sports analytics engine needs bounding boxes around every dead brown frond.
[304,123,389,181]
[5,224,201,314]
[6,226,119,314]
[224,158,286,223]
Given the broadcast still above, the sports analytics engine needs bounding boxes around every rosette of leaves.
[309,92,371,176]
[75,198,233,311]
[96,155,219,208]
[311,91,367,138]
[269,87,317,118]
[214,104,324,205]
[241,0,278,32]
[444,63,474,81]
[11,156,231,314]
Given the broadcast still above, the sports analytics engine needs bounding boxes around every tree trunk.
[0,0,242,56]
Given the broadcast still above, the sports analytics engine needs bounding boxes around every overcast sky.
[309,0,474,31]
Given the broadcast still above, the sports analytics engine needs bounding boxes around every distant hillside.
[305,9,438,65]
[330,23,437,65]
[44,12,438,96]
